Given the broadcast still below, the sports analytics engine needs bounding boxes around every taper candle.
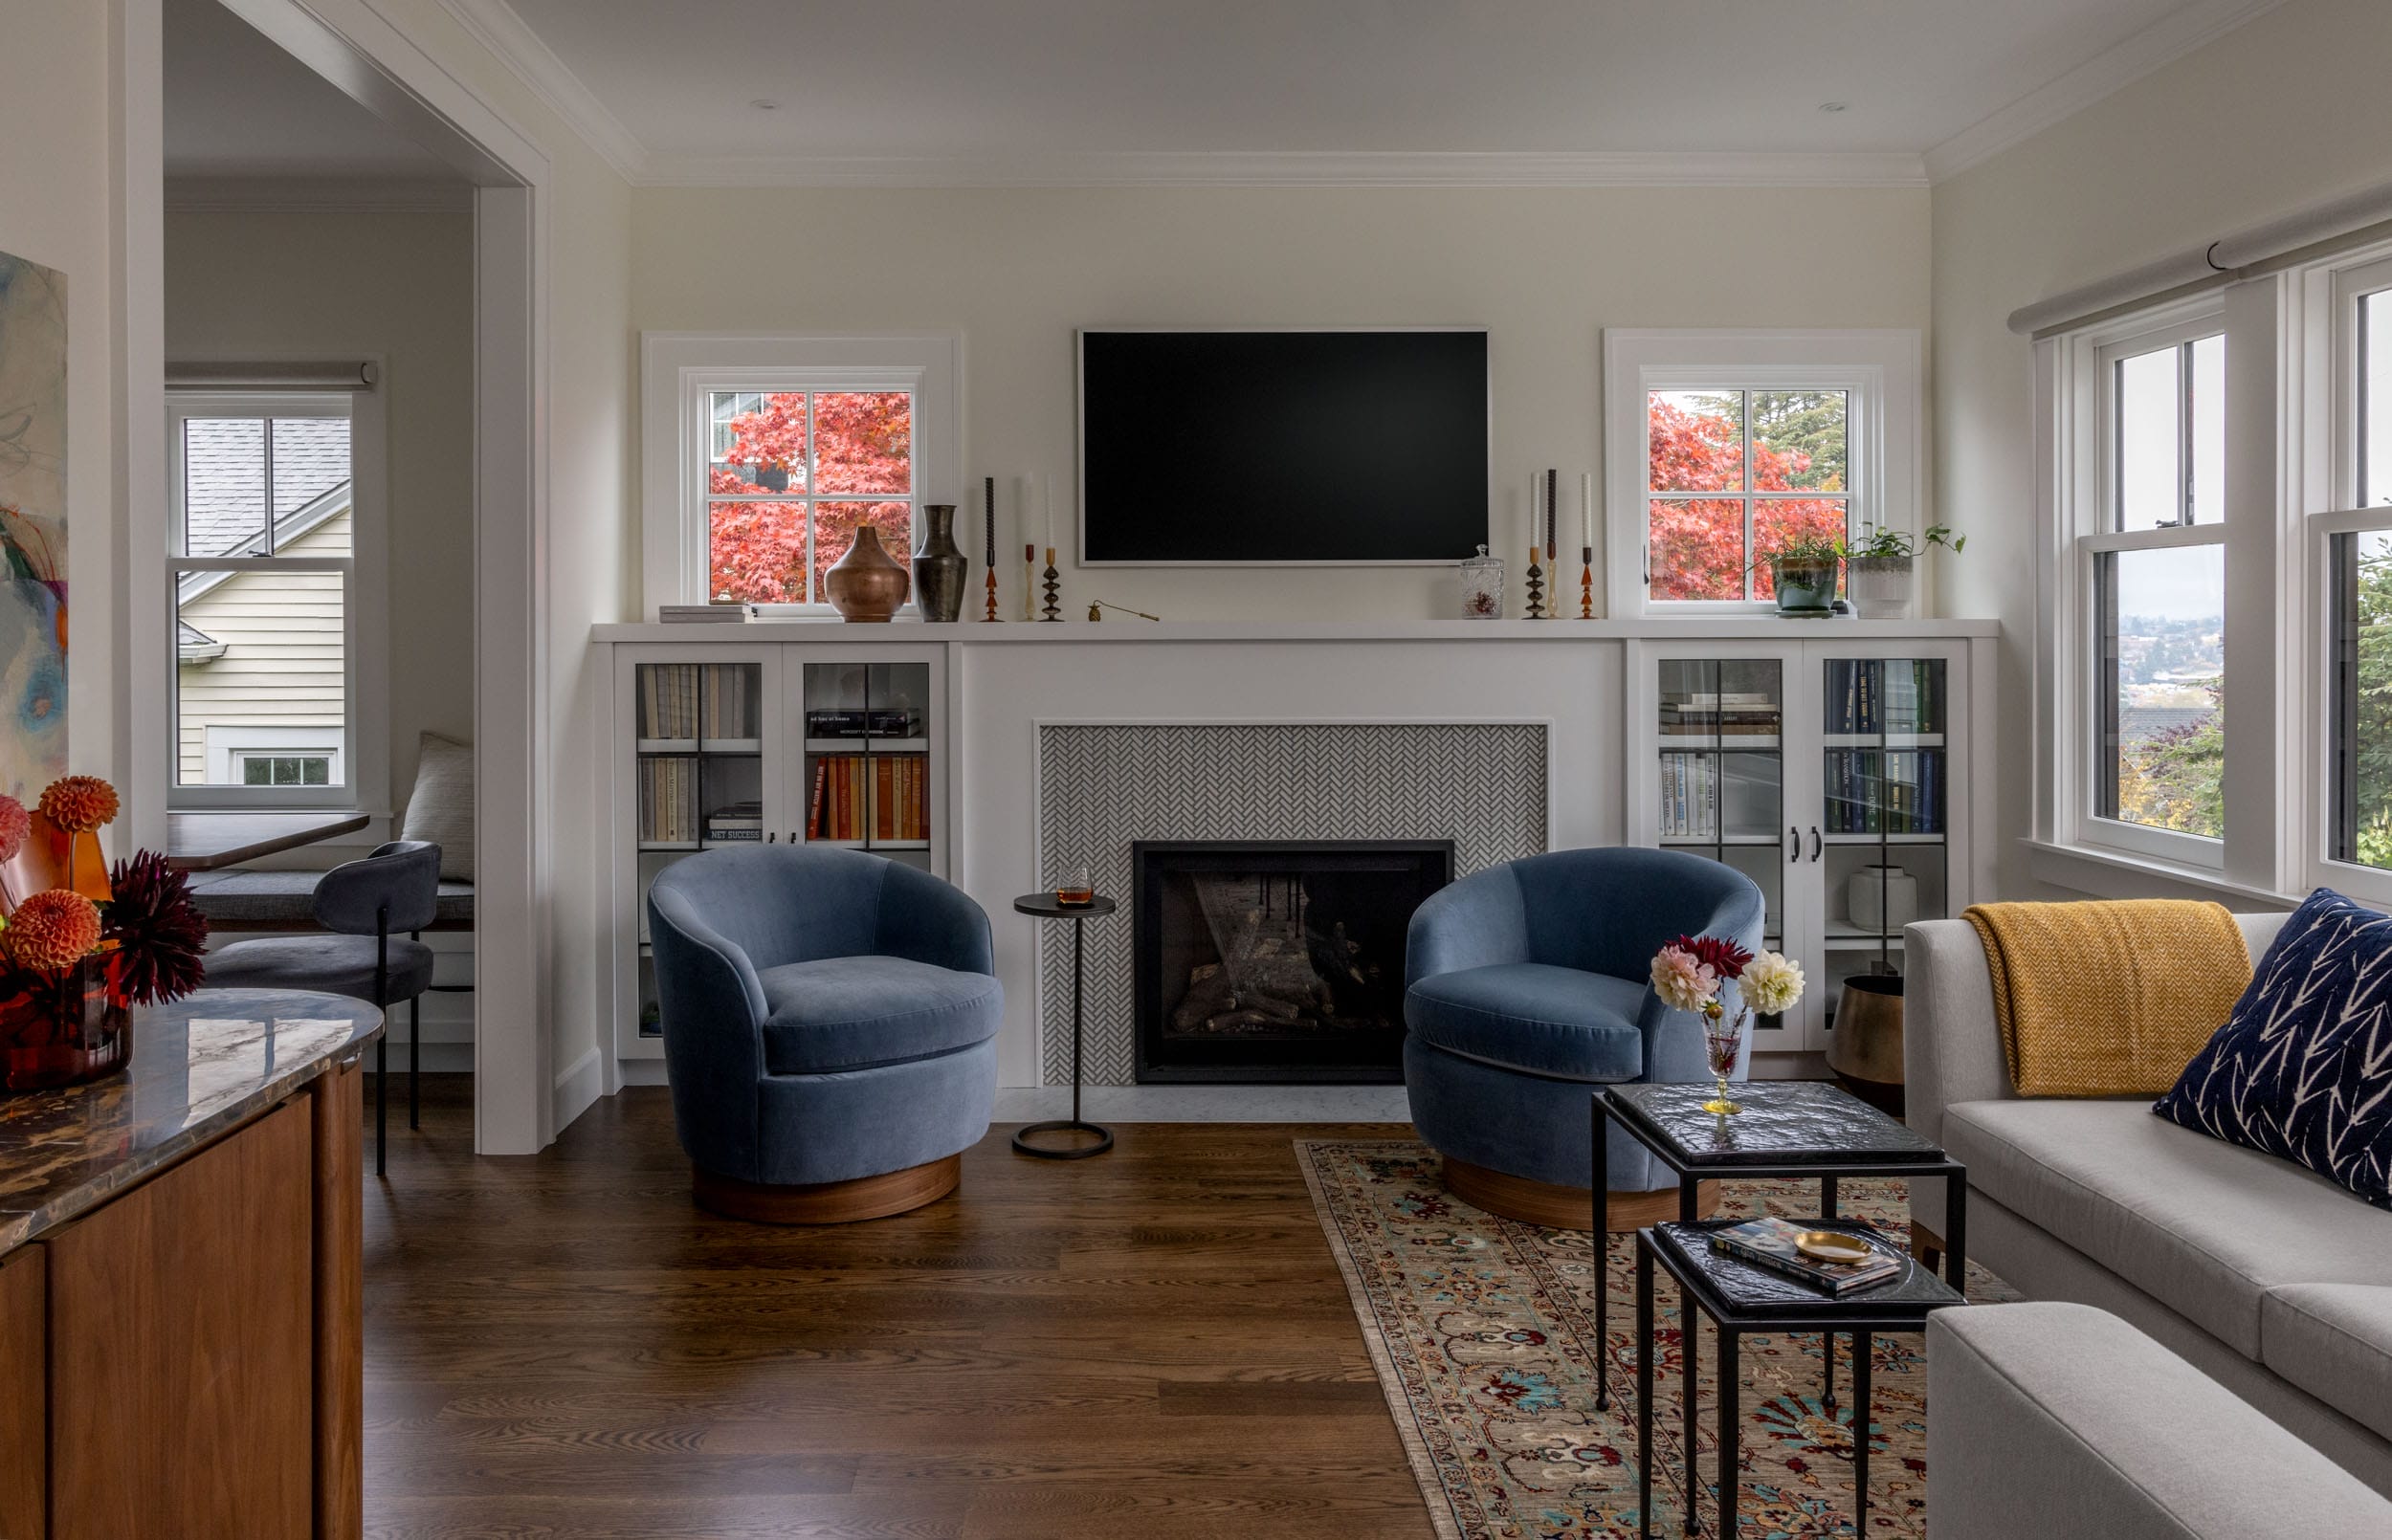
[1582,472,1594,548]
[984,475,996,566]
[1527,473,1540,556]
[1045,475,1055,552]
[1544,467,1558,561]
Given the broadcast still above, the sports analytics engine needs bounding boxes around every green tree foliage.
[2346,542,2392,866]
[2115,682,2224,839]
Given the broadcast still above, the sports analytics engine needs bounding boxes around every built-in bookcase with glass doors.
[608,642,946,1064]
[1628,637,1976,1055]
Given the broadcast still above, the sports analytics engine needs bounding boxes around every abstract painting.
[0,248,67,804]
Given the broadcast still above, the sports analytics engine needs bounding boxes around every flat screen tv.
[1078,328,1489,565]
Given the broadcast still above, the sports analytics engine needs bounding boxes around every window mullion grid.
[804,392,820,605]
[1741,391,1757,602]
[261,415,277,558]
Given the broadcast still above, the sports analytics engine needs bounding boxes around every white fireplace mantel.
[593,617,2000,645]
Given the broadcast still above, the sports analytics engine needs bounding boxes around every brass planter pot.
[824,525,910,622]
[1827,973,1906,1116]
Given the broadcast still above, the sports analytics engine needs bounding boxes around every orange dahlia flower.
[37,776,119,834]
[0,795,27,864]
[6,888,101,971]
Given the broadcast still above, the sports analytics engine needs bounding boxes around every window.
[1603,330,1921,615]
[641,334,962,614]
[2321,255,2392,885]
[166,393,367,809]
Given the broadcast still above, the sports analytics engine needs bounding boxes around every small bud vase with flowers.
[1650,933,1806,1117]
[0,777,210,1090]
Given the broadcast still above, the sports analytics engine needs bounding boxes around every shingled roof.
[181,415,351,558]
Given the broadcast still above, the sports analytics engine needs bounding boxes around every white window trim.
[204,724,346,786]
[1601,328,1921,618]
[160,380,389,817]
[639,333,963,618]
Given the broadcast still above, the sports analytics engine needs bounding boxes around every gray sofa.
[1929,1303,2392,1538]
[1907,913,2392,1497]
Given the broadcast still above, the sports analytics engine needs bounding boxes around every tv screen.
[1078,329,1489,564]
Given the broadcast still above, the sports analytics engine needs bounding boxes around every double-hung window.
[1603,330,1921,615]
[166,393,362,808]
[2321,256,2392,885]
[2077,317,2229,859]
[641,335,962,614]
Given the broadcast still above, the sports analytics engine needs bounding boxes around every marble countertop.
[0,989,382,1255]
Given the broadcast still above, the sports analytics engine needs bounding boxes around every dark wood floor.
[363,1077,1437,1539]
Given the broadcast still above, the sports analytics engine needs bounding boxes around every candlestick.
[983,476,1001,620]
[1544,467,1558,561]
[1581,471,1594,549]
[1524,543,1545,620]
[1023,542,1036,622]
[1581,545,1595,620]
[1041,546,1061,622]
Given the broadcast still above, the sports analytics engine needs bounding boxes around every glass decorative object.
[0,951,132,1091]
[1702,1003,1748,1116]
[1459,543,1506,620]
[1054,864,1095,907]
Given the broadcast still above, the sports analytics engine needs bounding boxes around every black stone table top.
[1013,892,1118,918]
[1605,1079,1946,1168]
[1653,1221,1966,1321]
[0,989,382,1255]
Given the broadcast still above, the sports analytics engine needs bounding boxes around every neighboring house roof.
[182,415,351,557]
[177,619,226,663]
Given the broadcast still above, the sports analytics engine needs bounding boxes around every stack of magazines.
[1708,1218,1902,1294]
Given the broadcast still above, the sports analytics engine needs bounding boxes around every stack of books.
[1660,691,1779,738]
[659,604,758,624]
[1708,1217,1904,1294]
[704,801,763,843]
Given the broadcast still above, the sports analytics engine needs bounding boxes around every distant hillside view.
[2113,610,2224,838]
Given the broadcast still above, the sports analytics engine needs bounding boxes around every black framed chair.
[202,840,440,1175]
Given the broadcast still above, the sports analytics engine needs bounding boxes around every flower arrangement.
[1650,932,1806,1116]
[0,778,210,1090]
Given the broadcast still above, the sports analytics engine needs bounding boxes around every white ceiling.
[480,0,2284,184]
[163,0,459,180]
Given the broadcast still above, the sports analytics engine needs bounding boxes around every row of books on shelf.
[639,662,757,740]
[1660,690,1780,737]
[1827,659,1942,737]
[1658,752,1731,838]
[809,755,930,843]
[805,709,918,740]
[636,757,704,844]
[1825,749,1943,835]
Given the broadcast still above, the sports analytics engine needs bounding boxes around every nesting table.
[1010,892,1116,1159]
[1592,1080,1967,1411]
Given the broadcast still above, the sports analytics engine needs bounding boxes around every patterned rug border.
[1296,1137,1471,1540]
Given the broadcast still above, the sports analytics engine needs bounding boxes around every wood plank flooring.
[364,1077,1436,1539]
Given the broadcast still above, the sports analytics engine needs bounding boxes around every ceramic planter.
[825,525,910,622]
[1848,554,1914,619]
[912,504,967,623]
[1770,559,1839,617]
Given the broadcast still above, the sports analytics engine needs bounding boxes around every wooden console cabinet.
[0,995,375,1540]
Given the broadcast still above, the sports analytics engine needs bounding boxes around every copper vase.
[825,525,910,622]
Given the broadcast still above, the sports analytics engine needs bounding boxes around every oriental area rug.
[1296,1140,2018,1539]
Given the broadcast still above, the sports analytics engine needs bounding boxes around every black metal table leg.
[409,994,421,1130]
[375,1032,388,1177]
[1681,1271,1700,1535]
[1637,1233,1655,1540]
[1595,1094,1611,1410]
[1717,1328,1739,1540]
[1820,1175,1841,1416]
[1012,912,1114,1159]
[1853,1331,1872,1533]
[1946,1172,1969,1298]
[1679,1175,1699,1225]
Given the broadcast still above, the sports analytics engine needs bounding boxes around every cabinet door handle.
[1787,825,1799,862]
[1808,825,1823,862]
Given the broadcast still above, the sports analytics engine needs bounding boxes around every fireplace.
[1131,840,1454,1084]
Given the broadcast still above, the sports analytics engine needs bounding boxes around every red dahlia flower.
[1668,933,1754,980]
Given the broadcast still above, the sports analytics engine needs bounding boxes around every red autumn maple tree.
[1647,398,1846,601]
[707,391,914,604]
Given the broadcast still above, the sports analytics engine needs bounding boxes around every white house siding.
[176,509,350,784]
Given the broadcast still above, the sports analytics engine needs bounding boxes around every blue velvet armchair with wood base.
[1403,846,1767,1230]
[647,845,1002,1223]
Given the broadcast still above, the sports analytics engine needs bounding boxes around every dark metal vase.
[912,503,968,623]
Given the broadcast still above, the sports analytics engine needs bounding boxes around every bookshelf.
[1628,638,1973,1054]
[609,643,948,1063]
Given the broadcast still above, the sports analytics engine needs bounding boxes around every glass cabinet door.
[800,660,935,870]
[631,658,768,1038]
[1817,656,1950,1030]
[1655,657,1789,1028]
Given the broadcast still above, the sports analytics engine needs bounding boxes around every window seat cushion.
[189,869,475,930]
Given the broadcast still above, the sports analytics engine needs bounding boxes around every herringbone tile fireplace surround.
[1035,722,1548,1085]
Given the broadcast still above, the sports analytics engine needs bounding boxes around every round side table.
[1011,892,1117,1159]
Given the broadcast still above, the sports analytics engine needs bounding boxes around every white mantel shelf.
[591,617,2001,644]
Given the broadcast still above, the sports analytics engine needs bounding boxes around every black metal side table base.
[1011,1119,1116,1159]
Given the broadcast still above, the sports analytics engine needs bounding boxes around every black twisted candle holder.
[1524,547,1546,620]
[1041,550,1061,622]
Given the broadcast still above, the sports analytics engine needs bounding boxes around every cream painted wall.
[1932,0,2392,902]
[0,0,122,796]
[165,209,474,811]
[630,185,1932,622]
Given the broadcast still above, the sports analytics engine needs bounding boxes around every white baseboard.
[552,1045,604,1133]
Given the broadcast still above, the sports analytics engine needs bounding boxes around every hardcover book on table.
[1709,1218,1903,1294]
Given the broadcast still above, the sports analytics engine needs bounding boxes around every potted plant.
[1844,525,1965,619]
[1761,533,1844,617]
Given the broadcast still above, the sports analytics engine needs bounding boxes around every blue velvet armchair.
[1403,846,1766,1229]
[647,845,1002,1222]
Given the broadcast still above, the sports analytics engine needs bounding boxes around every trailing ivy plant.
[1844,525,1967,561]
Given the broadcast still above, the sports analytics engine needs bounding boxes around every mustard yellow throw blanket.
[1961,899,2252,1096]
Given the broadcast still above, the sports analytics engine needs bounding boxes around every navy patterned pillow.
[2154,888,2392,1209]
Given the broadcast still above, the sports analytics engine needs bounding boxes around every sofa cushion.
[401,731,476,881]
[2154,887,2392,1210]
[757,955,1000,1075]
[2260,1286,2392,1443]
[1404,963,1645,1082]
[1942,1099,2392,1358]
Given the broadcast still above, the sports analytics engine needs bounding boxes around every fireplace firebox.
[1131,840,1454,1084]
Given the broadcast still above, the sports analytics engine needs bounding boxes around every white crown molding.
[438,0,648,181]
[165,174,475,212]
[1923,0,2290,183]
[631,149,1931,190]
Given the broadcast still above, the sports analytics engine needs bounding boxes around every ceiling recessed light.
[1817,101,1849,114]
[750,99,780,111]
